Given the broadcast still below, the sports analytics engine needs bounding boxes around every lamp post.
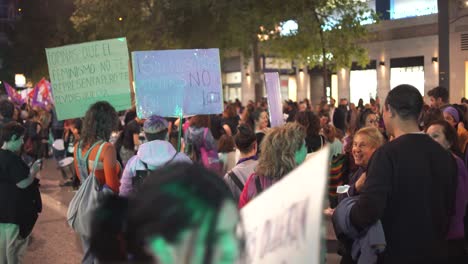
[438,0,450,92]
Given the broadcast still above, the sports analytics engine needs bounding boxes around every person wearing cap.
[119,115,192,197]
[443,106,468,154]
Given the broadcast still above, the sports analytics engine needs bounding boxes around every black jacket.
[350,134,457,263]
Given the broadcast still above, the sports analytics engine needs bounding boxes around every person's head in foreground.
[143,115,169,141]
[90,163,243,264]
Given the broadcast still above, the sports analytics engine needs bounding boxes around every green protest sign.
[46,38,131,120]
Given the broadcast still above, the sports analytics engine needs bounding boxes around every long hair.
[223,103,237,119]
[256,123,306,179]
[190,115,211,128]
[81,101,118,147]
[90,163,240,263]
[295,111,321,138]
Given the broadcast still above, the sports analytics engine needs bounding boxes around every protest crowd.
[1,71,468,263]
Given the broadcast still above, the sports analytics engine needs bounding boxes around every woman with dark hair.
[221,104,239,136]
[238,123,306,208]
[0,122,41,263]
[117,110,142,167]
[357,108,378,131]
[443,105,468,155]
[240,103,255,129]
[22,110,42,166]
[223,124,258,202]
[217,135,236,174]
[357,98,365,112]
[90,163,243,264]
[295,111,326,153]
[73,101,121,264]
[425,120,468,257]
[251,108,269,154]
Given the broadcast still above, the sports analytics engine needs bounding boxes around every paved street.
[22,158,341,263]
[23,158,82,264]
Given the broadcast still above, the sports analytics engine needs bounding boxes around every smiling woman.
[338,127,384,203]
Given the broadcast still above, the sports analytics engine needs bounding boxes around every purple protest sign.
[3,81,24,106]
[264,72,284,128]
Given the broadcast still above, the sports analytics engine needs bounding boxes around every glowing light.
[280,20,298,36]
[18,8,22,12]
[15,74,26,88]
[118,17,123,21]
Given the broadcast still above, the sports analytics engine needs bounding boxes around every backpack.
[132,153,178,193]
[200,128,222,173]
[67,141,112,237]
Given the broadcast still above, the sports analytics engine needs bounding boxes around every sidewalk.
[23,158,82,263]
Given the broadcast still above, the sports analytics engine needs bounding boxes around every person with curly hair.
[73,101,121,264]
[238,122,306,208]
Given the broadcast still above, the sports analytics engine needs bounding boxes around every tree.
[71,0,377,101]
[11,0,78,82]
[264,0,378,97]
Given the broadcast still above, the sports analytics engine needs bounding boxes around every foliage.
[11,0,78,82]
[264,0,379,71]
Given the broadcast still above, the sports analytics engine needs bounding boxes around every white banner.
[241,146,330,264]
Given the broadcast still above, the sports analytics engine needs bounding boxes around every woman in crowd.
[0,122,41,264]
[73,101,121,264]
[425,120,468,257]
[240,103,255,129]
[184,115,217,162]
[338,127,384,202]
[217,134,237,175]
[295,111,326,153]
[251,108,269,155]
[90,163,243,264]
[117,110,142,167]
[223,124,258,202]
[443,106,468,155]
[238,122,306,208]
[336,127,385,263]
[221,104,239,136]
[357,108,379,131]
[37,109,51,160]
[22,110,42,165]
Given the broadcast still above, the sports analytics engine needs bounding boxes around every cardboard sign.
[132,49,223,118]
[264,72,284,127]
[240,147,330,264]
[46,38,131,120]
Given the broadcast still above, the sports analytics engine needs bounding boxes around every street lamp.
[15,74,26,88]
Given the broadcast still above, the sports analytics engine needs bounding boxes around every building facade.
[224,0,468,106]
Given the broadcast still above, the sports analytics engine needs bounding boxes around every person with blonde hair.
[238,122,307,208]
[338,127,384,202]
